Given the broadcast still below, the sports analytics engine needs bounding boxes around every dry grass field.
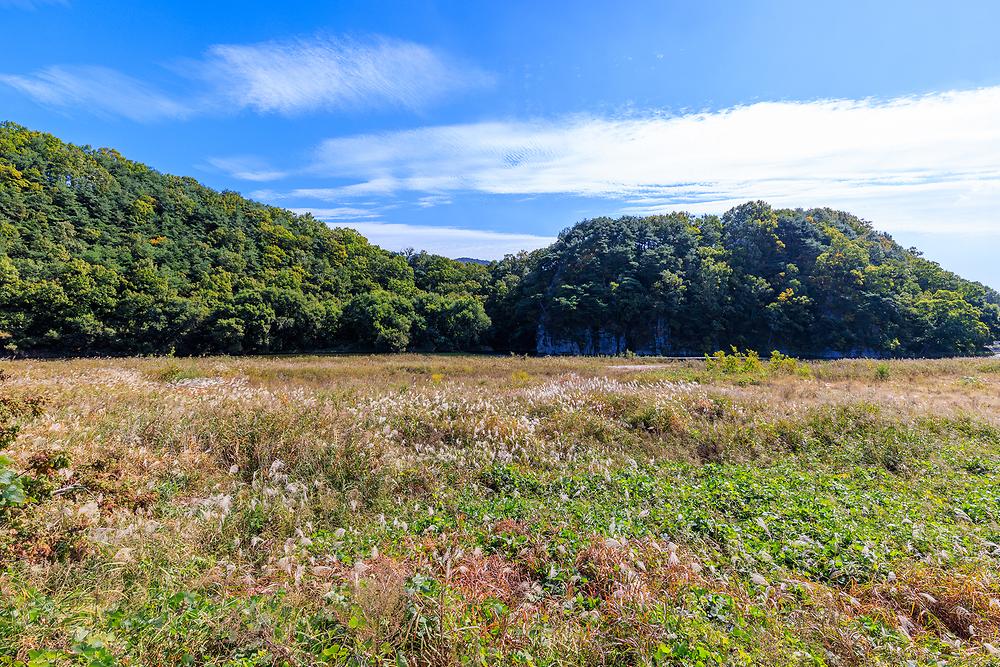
[3,353,1000,666]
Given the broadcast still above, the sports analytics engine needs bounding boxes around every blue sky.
[2,0,1000,288]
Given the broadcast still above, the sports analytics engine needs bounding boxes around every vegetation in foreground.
[2,353,1000,665]
[2,121,998,358]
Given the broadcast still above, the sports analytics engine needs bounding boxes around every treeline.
[1,122,997,357]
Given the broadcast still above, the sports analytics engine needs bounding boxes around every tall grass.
[1,354,999,665]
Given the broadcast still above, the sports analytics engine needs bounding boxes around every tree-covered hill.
[1,121,997,357]
[0,122,490,355]
[497,203,1000,357]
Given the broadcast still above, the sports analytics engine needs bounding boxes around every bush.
[704,348,765,378]
[704,349,812,381]
[768,350,811,377]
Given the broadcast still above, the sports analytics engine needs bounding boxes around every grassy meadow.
[2,353,1000,666]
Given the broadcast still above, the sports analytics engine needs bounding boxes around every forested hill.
[495,205,1000,357]
[1,122,998,357]
[0,122,498,355]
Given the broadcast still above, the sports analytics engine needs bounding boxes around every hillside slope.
[494,203,1000,357]
[1,122,997,357]
[0,122,489,355]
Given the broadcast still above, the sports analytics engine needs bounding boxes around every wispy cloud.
[0,35,489,121]
[261,180,404,197]
[287,206,381,220]
[297,216,554,259]
[0,65,190,121]
[0,0,67,9]
[417,194,452,208]
[206,156,287,182]
[200,35,492,114]
[286,204,550,258]
[305,87,1000,234]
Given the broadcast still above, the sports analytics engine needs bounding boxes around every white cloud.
[207,156,286,182]
[287,206,381,220]
[1,35,489,121]
[345,222,554,259]
[0,0,67,8]
[310,88,1000,234]
[250,180,403,200]
[0,65,190,121]
[296,212,553,259]
[199,35,492,114]
[417,194,452,208]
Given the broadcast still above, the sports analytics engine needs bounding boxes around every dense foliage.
[0,123,491,355]
[507,203,1000,357]
[1,122,997,357]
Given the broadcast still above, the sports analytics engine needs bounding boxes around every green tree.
[414,292,491,351]
[343,291,416,352]
[912,290,991,356]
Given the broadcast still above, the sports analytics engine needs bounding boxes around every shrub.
[704,348,765,376]
[768,350,811,377]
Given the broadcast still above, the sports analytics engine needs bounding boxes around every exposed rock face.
[535,322,892,358]
[813,348,883,359]
[536,320,671,356]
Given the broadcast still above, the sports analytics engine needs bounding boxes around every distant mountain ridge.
[1,121,997,357]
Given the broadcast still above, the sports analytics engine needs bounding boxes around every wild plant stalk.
[1,354,999,665]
